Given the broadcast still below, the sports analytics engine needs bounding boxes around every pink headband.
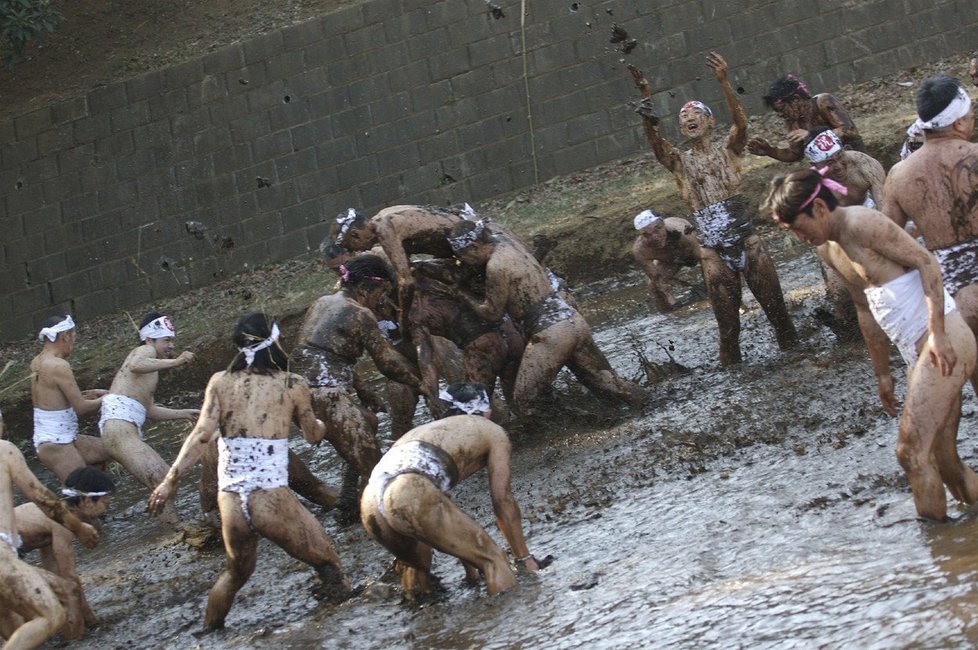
[338,264,385,284]
[775,167,848,222]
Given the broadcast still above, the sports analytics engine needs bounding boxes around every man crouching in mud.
[631,209,701,313]
[149,313,351,631]
[448,219,645,416]
[764,168,978,522]
[360,383,539,599]
[294,254,439,523]
[0,439,99,649]
[631,51,797,365]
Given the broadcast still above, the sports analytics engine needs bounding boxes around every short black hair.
[231,312,289,373]
[339,254,393,291]
[64,466,115,506]
[916,75,963,124]
[440,382,490,418]
[763,75,811,108]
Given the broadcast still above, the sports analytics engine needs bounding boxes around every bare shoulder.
[848,150,883,171]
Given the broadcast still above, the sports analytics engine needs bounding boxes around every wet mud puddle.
[25,243,978,648]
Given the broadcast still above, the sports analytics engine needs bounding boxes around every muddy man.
[630,210,701,313]
[150,313,352,631]
[631,51,797,365]
[765,168,978,522]
[360,383,539,598]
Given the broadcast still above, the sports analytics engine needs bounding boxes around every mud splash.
[14,235,978,649]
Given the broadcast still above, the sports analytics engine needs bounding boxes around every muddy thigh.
[0,549,66,639]
[246,487,343,568]
[311,387,381,475]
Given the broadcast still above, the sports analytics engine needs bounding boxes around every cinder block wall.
[2,0,976,339]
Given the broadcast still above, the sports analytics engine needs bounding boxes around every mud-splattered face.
[639,221,668,248]
[151,336,176,358]
[454,241,491,267]
[76,495,110,521]
[678,107,713,139]
[772,95,809,121]
[344,225,376,251]
[780,202,830,247]
[815,150,848,179]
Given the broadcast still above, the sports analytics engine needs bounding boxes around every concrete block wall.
[1,0,977,339]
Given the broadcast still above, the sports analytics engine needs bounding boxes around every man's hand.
[71,520,100,548]
[926,330,957,376]
[176,351,195,366]
[747,137,772,156]
[82,389,108,398]
[876,373,898,417]
[148,480,174,515]
[181,408,201,421]
[706,51,727,82]
[786,128,810,144]
[632,97,660,125]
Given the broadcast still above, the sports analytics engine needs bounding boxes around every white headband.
[439,386,491,415]
[139,316,175,342]
[238,322,280,367]
[461,203,478,219]
[681,100,712,117]
[38,315,75,342]
[61,487,110,499]
[448,218,490,251]
[334,208,358,245]
[915,87,972,130]
[633,209,662,230]
[804,130,843,163]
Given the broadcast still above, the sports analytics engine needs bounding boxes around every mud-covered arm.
[374,219,415,293]
[408,324,441,402]
[709,52,748,155]
[4,441,98,548]
[815,94,861,146]
[292,380,326,444]
[633,244,679,313]
[747,135,804,162]
[486,436,538,572]
[460,261,509,323]
[154,375,221,493]
[129,347,195,374]
[148,403,200,422]
[362,314,422,389]
[628,64,682,172]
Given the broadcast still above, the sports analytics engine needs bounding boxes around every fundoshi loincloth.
[368,440,459,521]
[33,407,78,451]
[217,436,289,524]
[521,293,576,338]
[932,237,978,296]
[291,346,355,389]
[0,530,22,553]
[864,269,956,367]
[691,195,755,273]
[98,394,147,438]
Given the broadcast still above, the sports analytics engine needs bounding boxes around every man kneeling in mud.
[631,209,702,313]
[764,168,978,522]
[150,313,351,631]
[449,219,645,416]
[15,466,114,640]
[360,383,539,598]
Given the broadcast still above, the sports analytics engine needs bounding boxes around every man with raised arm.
[631,52,797,364]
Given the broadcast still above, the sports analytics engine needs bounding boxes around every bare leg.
[0,551,67,650]
[101,420,178,525]
[38,568,85,640]
[204,493,259,629]
[287,451,338,510]
[743,235,797,351]
[513,314,591,415]
[951,284,978,399]
[312,388,381,477]
[699,250,744,365]
[566,336,645,405]
[896,316,977,521]
[386,380,418,439]
[198,437,219,524]
[248,488,350,601]
[382,475,517,594]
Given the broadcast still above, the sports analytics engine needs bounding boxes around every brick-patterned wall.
[2,0,977,339]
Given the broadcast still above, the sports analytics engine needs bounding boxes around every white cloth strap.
[33,407,79,451]
[915,87,972,131]
[239,322,280,367]
[139,316,175,342]
[38,315,74,342]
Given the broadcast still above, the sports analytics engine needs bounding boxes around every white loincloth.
[98,394,147,438]
[33,407,78,451]
[217,436,289,523]
[368,440,458,520]
[0,530,22,552]
[864,269,956,367]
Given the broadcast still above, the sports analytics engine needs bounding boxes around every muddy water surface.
[13,240,978,649]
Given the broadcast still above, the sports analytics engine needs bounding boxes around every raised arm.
[628,64,681,172]
[708,52,748,155]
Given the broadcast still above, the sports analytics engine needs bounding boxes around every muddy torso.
[411,280,500,348]
[392,415,508,482]
[375,206,461,258]
[819,209,916,289]
[107,345,160,409]
[486,242,559,322]
[297,293,369,363]
[675,142,743,210]
[832,151,884,207]
[888,139,978,248]
[634,218,699,266]
[208,370,307,441]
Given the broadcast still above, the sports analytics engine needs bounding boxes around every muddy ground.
[3,8,978,645]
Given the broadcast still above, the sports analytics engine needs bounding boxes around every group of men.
[5,49,978,648]
[630,51,978,524]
